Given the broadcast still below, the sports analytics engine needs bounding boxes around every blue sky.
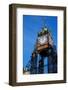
[23,15,57,68]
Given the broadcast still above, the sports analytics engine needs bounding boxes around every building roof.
[38,27,48,37]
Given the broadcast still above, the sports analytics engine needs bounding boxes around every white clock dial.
[38,35,47,44]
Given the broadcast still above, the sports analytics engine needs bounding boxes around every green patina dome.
[38,27,48,37]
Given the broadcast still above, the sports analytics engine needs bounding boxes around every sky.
[23,15,57,69]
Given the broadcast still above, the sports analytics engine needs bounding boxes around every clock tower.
[35,27,57,74]
[25,26,57,74]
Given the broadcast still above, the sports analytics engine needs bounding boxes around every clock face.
[38,35,47,45]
